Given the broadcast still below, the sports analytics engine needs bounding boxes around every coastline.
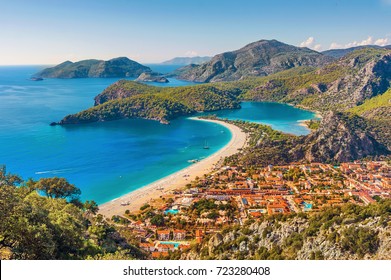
[98,117,247,218]
[297,120,312,129]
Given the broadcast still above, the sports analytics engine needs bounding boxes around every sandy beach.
[98,117,247,218]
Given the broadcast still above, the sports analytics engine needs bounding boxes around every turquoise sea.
[0,65,315,204]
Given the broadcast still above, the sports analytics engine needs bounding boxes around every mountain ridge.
[322,45,391,58]
[173,39,334,82]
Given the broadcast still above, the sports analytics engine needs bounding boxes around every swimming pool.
[160,241,180,248]
[164,209,179,215]
[303,202,313,210]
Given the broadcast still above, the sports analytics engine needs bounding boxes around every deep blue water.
[0,66,315,204]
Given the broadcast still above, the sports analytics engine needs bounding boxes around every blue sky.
[0,0,390,64]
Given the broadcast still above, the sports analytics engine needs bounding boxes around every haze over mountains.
[160,56,212,65]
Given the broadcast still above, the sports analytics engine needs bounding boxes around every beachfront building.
[173,230,186,240]
[157,243,175,252]
[157,230,171,241]
[123,160,391,251]
[139,243,155,252]
[152,251,168,258]
[195,230,204,244]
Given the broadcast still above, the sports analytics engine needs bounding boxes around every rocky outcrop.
[35,57,152,78]
[208,233,223,257]
[135,72,169,83]
[308,52,391,110]
[182,202,391,260]
[174,39,333,82]
[290,111,390,163]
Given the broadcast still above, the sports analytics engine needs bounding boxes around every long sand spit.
[98,117,247,218]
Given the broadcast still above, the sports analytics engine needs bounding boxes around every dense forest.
[0,169,145,260]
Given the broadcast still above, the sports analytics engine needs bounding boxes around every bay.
[0,65,315,204]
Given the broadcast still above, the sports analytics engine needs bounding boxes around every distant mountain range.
[160,56,212,65]
[34,57,152,78]
[322,45,391,58]
[172,39,334,82]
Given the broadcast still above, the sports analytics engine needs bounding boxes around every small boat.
[188,159,199,163]
[203,140,209,149]
[120,201,130,206]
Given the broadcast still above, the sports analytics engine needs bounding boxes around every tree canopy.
[34,177,81,199]
[0,168,144,260]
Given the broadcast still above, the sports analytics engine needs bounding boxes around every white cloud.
[313,44,322,51]
[299,37,322,51]
[374,38,389,46]
[360,36,374,45]
[329,36,390,49]
[185,50,198,57]
[300,37,314,48]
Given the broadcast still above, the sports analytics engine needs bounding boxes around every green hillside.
[349,88,391,119]
[59,83,240,125]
